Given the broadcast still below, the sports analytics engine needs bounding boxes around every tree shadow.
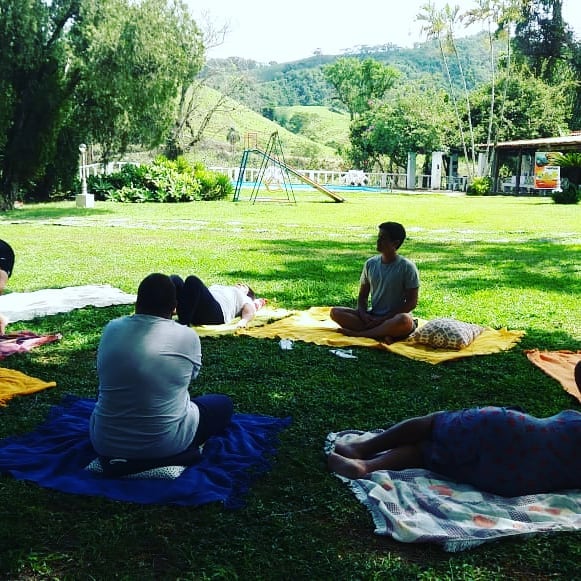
[3,206,114,220]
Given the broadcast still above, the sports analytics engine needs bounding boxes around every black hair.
[135,273,176,317]
[246,286,256,300]
[378,221,406,249]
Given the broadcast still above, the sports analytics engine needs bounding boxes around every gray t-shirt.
[360,254,420,315]
[209,284,252,323]
[90,314,202,459]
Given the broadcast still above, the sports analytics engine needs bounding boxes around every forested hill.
[204,33,496,113]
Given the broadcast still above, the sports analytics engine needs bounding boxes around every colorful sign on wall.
[534,152,561,190]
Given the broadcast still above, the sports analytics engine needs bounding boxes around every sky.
[186,0,581,63]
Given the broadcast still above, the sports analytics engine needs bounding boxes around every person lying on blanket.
[0,239,15,334]
[328,406,581,497]
[330,221,420,343]
[170,274,266,328]
[89,273,233,477]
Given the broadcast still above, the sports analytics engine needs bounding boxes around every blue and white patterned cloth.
[327,430,581,551]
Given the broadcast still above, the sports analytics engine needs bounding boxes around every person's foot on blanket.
[337,327,396,344]
[334,438,363,458]
[328,452,368,479]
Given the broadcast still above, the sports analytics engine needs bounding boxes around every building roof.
[494,134,581,151]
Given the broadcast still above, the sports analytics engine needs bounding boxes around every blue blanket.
[0,395,291,508]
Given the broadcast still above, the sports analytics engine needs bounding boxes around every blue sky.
[186,0,581,63]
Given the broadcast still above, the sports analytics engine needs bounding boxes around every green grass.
[0,192,580,580]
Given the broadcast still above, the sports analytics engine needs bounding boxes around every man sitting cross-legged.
[330,221,420,343]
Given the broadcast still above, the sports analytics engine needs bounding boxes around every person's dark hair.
[246,286,256,300]
[135,273,177,318]
[378,221,406,249]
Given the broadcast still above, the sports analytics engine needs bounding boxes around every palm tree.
[417,2,471,175]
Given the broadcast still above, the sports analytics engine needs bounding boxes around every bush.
[86,157,231,203]
[466,176,493,195]
[551,179,579,204]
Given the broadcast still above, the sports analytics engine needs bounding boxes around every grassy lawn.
[0,192,580,580]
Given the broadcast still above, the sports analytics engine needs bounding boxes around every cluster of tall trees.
[1,0,579,209]
[0,0,204,210]
[323,0,580,176]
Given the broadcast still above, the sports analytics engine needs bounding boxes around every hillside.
[205,33,497,114]
[183,86,344,169]
[189,34,497,168]
[272,106,350,150]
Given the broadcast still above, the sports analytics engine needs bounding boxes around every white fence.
[81,162,468,191]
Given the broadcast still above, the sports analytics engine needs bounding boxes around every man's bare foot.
[328,452,369,479]
[333,439,360,458]
[338,327,366,337]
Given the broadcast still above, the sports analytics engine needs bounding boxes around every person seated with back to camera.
[89,273,233,477]
[170,274,266,328]
[328,380,581,497]
[330,221,420,343]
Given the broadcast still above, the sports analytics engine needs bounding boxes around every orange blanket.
[525,350,581,403]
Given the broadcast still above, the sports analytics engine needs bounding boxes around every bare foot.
[327,452,369,479]
[333,440,360,458]
[338,327,364,337]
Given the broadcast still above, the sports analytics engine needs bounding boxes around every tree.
[349,86,455,171]
[418,2,487,176]
[0,0,204,209]
[322,57,400,120]
[467,70,571,143]
[512,0,580,127]
[226,126,240,154]
[513,0,574,84]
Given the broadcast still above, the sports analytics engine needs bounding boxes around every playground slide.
[250,149,345,203]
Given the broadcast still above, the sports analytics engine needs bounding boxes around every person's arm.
[399,288,420,313]
[236,302,257,328]
[0,269,8,295]
[356,281,375,324]
[0,313,8,335]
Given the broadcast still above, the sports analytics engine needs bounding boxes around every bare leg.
[328,444,426,479]
[329,307,367,331]
[334,413,436,459]
[338,312,415,341]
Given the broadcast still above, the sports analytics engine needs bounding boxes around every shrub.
[466,176,493,195]
[86,157,230,203]
[551,179,579,204]
[195,169,233,201]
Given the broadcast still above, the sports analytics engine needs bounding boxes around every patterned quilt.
[326,431,581,551]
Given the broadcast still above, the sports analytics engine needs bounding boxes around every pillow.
[408,318,484,350]
[85,458,187,480]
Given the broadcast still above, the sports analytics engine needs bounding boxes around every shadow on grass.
[225,236,580,303]
[2,206,114,220]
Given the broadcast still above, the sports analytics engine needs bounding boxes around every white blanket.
[0,285,136,322]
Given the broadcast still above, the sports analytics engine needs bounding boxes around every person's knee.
[394,312,413,329]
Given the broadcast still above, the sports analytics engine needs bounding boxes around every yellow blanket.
[525,349,581,403]
[193,307,295,337]
[239,307,526,364]
[0,368,57,406]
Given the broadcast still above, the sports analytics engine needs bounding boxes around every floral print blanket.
[326,431,581,552]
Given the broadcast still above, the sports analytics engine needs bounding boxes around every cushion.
[408,318,484,350]
[85,458,187,480]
